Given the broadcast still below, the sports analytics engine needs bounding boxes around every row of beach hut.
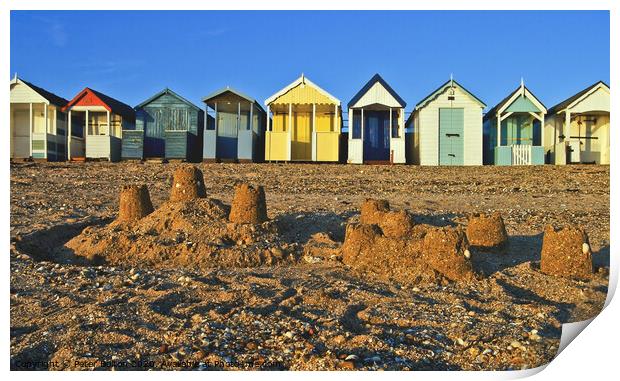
[9,74,610,166]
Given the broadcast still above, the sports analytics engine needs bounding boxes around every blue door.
[439,108,464,165]
[363,110,390,161]
[144,108,165,157]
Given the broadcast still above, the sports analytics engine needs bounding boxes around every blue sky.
[11,10,609,118]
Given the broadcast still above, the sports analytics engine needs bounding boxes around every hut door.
[144,109,165,157]
[292,112,311,161]
[439,108,464,165]
[217,112,239,160]
[13,109,30,158]
[363,111,390,161]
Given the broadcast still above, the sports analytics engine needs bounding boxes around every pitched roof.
[136,88,201,111]
[12,77,69,107]
[347,74,406,109]
[202,86,265,113]
[547,81,610,116]
[64,87,135,121]
[415,79,486,110]
[265,74,340,106]
[483,84,546,121]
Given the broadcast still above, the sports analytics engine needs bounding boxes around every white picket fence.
[512,145,532,165]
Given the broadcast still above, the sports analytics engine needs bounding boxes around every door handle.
[448,154,455,157]
[446,133,460,137]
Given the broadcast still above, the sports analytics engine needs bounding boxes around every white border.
[2,2,616,380]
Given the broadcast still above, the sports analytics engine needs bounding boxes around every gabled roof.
[547,81,610,116]
[347,74,406,109]
[63,87,135,120]
[483,83,546,121]
[11,76,69,107]
[136,88,201,111]
[415,79,486,110]
[202,86,265,113]
[265,74,340,106]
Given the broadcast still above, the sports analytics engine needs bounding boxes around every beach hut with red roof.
[62,87,135,161]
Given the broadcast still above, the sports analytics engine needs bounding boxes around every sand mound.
[117,185,154,222]
[466,212,508,249]
[229,183,268,224]
[66,198,291,268]
[170,166,207,201]
[65,178,293,269]
[540,225,592,279]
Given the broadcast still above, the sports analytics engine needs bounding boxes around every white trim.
[541,114,545,150]
[288,103,292,161]
[500,111,514,122]
[44,103,48,157]
[265,74,340,106]
[528,111,543,122]
[67,105,108,112]
[496,114,501,147]
[29,103,33,157]
[68,110,72,160]
[347,108,352,140]
[312,103,317,161]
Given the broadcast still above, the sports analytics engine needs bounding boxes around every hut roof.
[415,79,486,111]
[265,74,340,106]
[63,87,135,121]
[11,77,69,107]
[483,84,546,121]
[136,88,201,111]
[547,81,609,116]
[347,73,406,109]
[202,87,265,113]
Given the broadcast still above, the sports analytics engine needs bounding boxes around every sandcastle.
[169,166,207,201]
[65,165,289,269]
[117,184,154,222]
[229,183,268,224]
[341,199,475,283]
[540,225,593,279]
[466,212,508,249]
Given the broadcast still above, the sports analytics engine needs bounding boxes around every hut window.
[351,110,361,139]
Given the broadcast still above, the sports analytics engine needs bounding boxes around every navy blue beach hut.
[202,87,266,162]
[122,88,204,162]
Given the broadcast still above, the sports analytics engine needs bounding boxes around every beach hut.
[62,88,135,162]
[202,87,266,162]
[124,88,204,162]
[544,81,610,165]
[347,74,407,164]
[407,77,485,166]
[10,75,70,161]
[482,80,547,165]
[264,74,342,162]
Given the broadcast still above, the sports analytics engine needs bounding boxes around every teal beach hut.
[483,80,547,165]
